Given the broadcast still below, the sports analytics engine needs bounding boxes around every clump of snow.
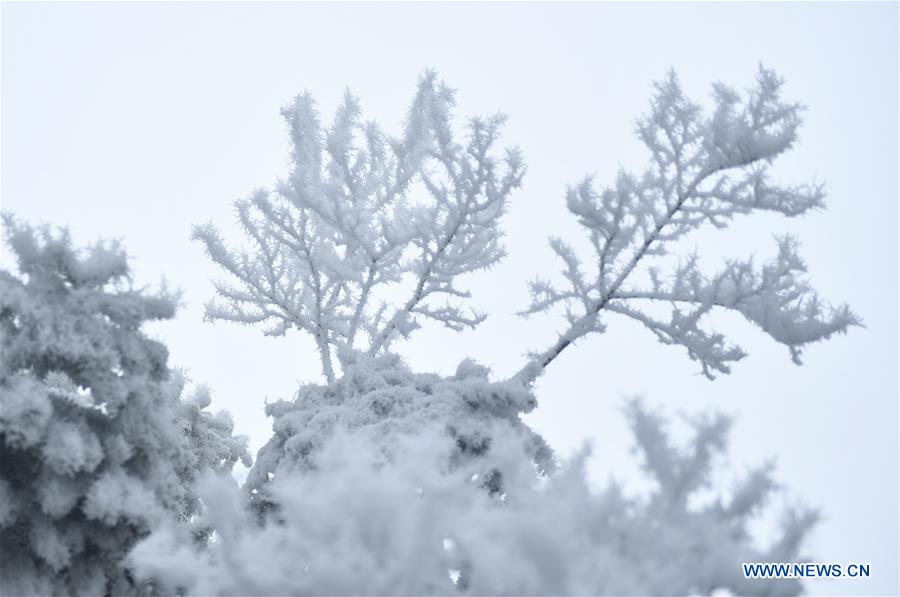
[246,353,548,511]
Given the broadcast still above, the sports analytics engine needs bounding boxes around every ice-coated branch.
[516,67,858,384]
[195,71,523,381]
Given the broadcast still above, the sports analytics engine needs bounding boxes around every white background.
[3,3,897,594]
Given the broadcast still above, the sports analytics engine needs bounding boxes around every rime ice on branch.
[517,67,859,383]
[194,72,524,382]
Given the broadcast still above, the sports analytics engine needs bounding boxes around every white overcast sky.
[2,2,897,594]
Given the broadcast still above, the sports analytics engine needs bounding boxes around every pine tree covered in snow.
[0,216,251,596]
[130,69,858,595]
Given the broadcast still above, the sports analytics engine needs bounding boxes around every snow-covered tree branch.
[517,67,859,383]
[194,71,524,382]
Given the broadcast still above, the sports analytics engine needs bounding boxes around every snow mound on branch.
[246,354,550,507]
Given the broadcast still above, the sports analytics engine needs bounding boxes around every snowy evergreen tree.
[0,216,251,596]
[129,69,858,595]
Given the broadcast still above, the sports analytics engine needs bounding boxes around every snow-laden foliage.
[132,359,815,596]
[0,216,251,596]
[518,67,859,382]
[194,71,524,382]
[244,354,551,513]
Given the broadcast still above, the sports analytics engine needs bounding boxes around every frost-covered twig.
[516,67,859,384]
